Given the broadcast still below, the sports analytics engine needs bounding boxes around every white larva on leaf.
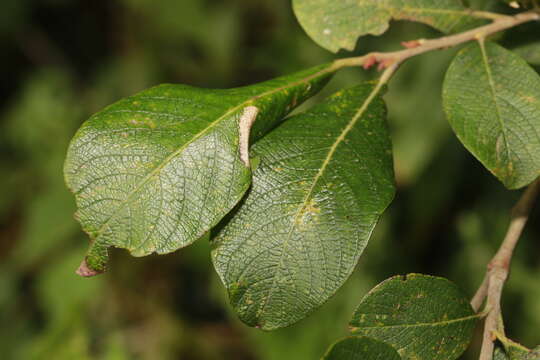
[238,105,259,167]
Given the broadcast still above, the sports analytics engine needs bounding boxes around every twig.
[471,275,489,312]
[474,178,540,360]
[332,9,540,333]
[331,9,540,360]
[332,11,539,72]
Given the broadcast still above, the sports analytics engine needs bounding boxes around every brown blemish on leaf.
[76,258,104,277]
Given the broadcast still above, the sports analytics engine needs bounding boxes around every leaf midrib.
[255,81,386,323]
[479,41,512,168]
[90,65,334,243]
[350,312,480,331]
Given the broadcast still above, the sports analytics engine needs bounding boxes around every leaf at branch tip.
[443,41,540,189]
[495,347,540,360]
[349,274,480,360]
[496,333,540,360]
[292,0,485,52]
[322,337,401,360]
[64,64,335,275]
[495,346,511,360]
[211,83,395,330]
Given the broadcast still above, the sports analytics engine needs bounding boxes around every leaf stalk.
[332,11,539,74]
[476,178,540,360]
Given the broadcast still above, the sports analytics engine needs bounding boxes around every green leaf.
[322,337,401,360]
[212,83,395,330]
[443,41,540,189]
[349,274,480,360]
[514,43,540,66]
[292,0,486,52]
[64,64,334,276]
[495,346,511,360]
[499,347,540,360]
[497,333,540,360]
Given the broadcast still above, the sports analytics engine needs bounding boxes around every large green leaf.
[212,83,395,330]
[322,337,401,360]
[349,274,480,360]
[64,64,334,276]
[443,41,540,189]
[292,0,485,52]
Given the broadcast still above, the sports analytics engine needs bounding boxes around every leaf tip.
[76,258,105,277]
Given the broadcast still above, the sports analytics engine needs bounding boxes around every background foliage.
[1,0,539,359]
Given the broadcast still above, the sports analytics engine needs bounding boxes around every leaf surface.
[497,333,540,360]
[323,337,401,360]
[293,0,485,52]
[349,274,480,360]
[443,41,540,189]
[514,43,540,65]
[496,347,540,360]
[496,346,511,360]
[212,83,395,330]
[64,64,334,275]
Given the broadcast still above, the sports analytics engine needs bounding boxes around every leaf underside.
[323,337,401,360]
[443,41,540,189]
[293,0,485,52]
[349,274,480,360]
[64,64,334,275]
[212,83,395,330]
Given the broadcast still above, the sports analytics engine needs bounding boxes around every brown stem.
[475,178,540,360]
[471,275,489,312]
[329,9,540,360]
[333,11,539,72]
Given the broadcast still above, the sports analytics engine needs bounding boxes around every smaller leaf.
[496,333,540,360]
[293,0,486,52]
[349,274,480,360]
[322,337,401,360]
[495,346,511,360]
[514,43,540,66]
[443,41,540,189]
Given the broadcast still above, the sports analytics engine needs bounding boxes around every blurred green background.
[1,1,539,359]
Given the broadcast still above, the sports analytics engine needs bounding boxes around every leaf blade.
[64,64,334,274]
[322,337,401,360]
[443,41,540,189]
[349,274,480,360]
[293,0,485,52]
[496,333,540,360]
[212,83,395,330]
[514,42,540,65]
